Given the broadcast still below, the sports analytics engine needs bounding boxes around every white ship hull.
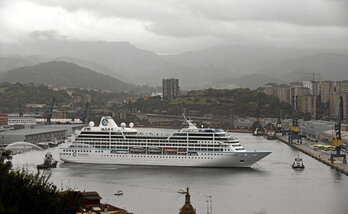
[59,149,270,168]
[59,116,272,168]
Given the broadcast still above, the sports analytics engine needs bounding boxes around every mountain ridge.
[1,39,347,89]
[0,61,132,93]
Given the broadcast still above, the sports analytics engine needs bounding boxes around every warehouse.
[0,127,66,146]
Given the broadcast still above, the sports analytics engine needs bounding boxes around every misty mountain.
[1,39,245,88]
[1,38,347,90]
[182,52,348,89]
[0,57,33,74]
[0,61,132,92]
[262,53,348,83]
[1,39,172,86]
[161,44,317,74]
[233,73,284,89]
[197,73,283,90]
[0,55,132,84]
[53,56,132,84]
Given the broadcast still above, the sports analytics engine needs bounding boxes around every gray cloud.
[29,0,348,27]
[185,0,348,27]
[1,0,347,53]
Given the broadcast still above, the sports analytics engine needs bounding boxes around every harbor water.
[11,130,348,214]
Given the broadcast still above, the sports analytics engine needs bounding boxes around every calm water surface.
[12,130,348,214]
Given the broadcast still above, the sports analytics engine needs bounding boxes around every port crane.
[251,95,264,136]
[46,97,57,124]
[289,96,302,144]
[330,96,347,164]
[18,98,23,117]
[276,109,282,133]
[80,102,89,124]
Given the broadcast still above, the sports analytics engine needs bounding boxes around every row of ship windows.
[74,141,227,147]
[63,149,94,153]
[81,132,136,135]
[77,137,231,142]
[69,146,225,151]
[100,155,217,159]
[60,153,221,159]
[76,138,229,144]
[62,148,227,153]
[79,133,226,137]
[61,149,227,156]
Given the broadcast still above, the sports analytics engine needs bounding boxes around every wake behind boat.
[58,115,271,167]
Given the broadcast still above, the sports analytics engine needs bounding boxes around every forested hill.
[0,61,132,93]
[0,83,72,113]
[0,82,123,114]
[129,88,293,118]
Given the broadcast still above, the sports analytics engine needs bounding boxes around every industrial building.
[0,124,84,146]
[8,116,36,126]
[299,120,348,143]
[0,113,8,125]
[233,117,291,130]
[0,128,66,145]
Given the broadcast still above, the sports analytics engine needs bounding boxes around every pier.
[276,135,348,176]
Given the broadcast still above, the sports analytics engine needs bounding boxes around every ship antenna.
[182,113,189,123]
[182,113,198,130]
[182,113,192,127]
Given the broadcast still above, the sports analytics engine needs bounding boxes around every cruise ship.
[59,116,271,167]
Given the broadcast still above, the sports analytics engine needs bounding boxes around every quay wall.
[276,136,348,176]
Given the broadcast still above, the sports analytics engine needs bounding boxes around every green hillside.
[129,88,293,118]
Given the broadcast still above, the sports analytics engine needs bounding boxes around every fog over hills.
[0,61,132,93]
[0,55,132,84]
[1,39,171,86]
[162,44,315,73]
[0,57,33,74]
[1,38,347,90]
[262,53,348,83]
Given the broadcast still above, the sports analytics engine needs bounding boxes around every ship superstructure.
[59,116,271,167]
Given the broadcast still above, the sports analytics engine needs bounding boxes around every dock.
[227,129,251,133]
[276,135,348,176]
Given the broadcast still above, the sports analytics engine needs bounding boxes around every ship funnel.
[99,116,118,128]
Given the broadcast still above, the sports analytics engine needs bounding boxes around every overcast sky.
[1,0,347,54]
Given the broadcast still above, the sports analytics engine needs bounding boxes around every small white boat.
[292,157,305,169]
[177,188,187,194]
[114,190,123,196]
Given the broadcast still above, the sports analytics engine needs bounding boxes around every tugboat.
[37,151,58,169]
[292,157,305,169]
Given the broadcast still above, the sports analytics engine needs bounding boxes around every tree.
[0,149,12,172]
[0,149,79,214]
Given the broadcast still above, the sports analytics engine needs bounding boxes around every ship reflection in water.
[11,132,348,214]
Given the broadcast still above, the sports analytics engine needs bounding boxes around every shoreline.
[276,135,348,176]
